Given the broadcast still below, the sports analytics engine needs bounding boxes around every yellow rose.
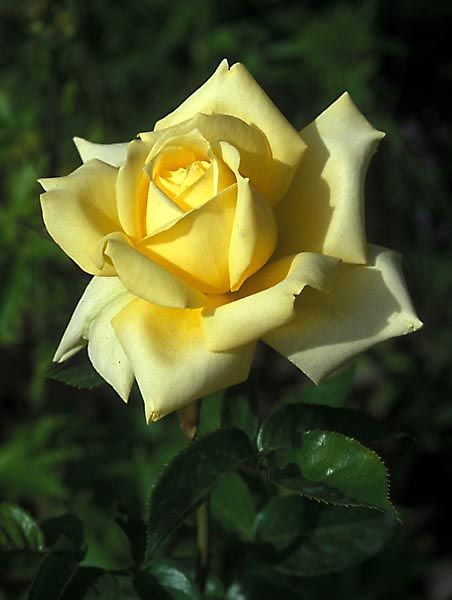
[39,60,422,422]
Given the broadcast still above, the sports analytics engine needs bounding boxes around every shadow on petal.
[274,122,332,259]
[265,246,422,383]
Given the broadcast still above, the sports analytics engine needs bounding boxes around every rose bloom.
[39,60,422,422]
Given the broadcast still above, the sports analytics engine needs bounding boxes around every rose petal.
[219,141,278,291]
[146,182,184,234]
[229,174,277,291]
[73,137,128,167]
[173,161,216,209]
[116,139,152,238]
[145,128,235,210]
[54,276,134,401]
[202,252,340,351]
[264,244,423,383]
[39,160,120,275]
[142,113,272,199]
[274,92,384,264]
[154,60,305,205]
[139,185,237,294]
[87,292,135,402]
[103,233,206,308]
[145,127,209,165]
[54,276,127,362]
[112,299,255,421]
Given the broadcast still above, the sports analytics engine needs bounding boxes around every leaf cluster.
[0,370,410,599]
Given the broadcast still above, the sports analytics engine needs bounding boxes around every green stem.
[178,399,210,594]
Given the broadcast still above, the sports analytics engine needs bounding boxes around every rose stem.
[178,399,210,593]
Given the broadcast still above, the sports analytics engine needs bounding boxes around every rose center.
[156,159,210,200]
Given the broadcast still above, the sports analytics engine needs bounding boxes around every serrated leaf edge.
[144,428,255,563]
[260,429,399,519]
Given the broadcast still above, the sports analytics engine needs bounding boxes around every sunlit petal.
[202,252,340,351]
[112,300,255,421]
[154,60,305,204]
[39,160,120,275]
[274,93,384,264]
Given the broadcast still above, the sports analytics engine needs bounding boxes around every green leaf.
[134,572,172,600]
[61,568,110,599]
[266,430,396,516]
[60,567,103,600]
[221,393,259,441]
[27,516,85,599]
[145,428,255,560]
[257,403,402,452]
[135,561,200,599]
[226,568,300,600]
[211,473,256,541]
[48,352,104,390]
[63,569,139,600]
[27,552,82,600]
[82,573,124,599]
[282,368,354,407]
[41,514,84,553]
[205,574,225,599]
[254,495,308,553]
[116,514,146,566]
[255,495,397,575]
[0,503,44,552]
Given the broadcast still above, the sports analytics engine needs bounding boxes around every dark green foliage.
[0,417,79,500]
[0,504,45,553]
[255,495,396,575]
[211,473,256,541]
[257,402,405,451]
[225,568,301,600]
[0,1,449,598]
[27,553,82,600]
[264,430,396,515]
[221,393,259,442]
[116,513,147,566]
[282,368,355,408]
[48,354,105,390]
[137,561,201,599]
[41,514,84,552]
[145,428,255,558]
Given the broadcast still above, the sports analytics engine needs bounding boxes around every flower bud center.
[158,159,209,199]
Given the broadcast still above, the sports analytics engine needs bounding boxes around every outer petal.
[154,60,306,205]
[54,276,127,362]
[39,160,120,275]
[274,93,384,264]
[103,233,206,308]
[73,137,128,167]
[264,244,423,383]
[54,277,134,401]
[87,292,135,401]
[202,252,340,351]
[112,300,255,421]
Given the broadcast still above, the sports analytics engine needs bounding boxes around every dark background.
[0,0,451,598]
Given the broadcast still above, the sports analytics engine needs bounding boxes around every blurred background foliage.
[0,0,451,598]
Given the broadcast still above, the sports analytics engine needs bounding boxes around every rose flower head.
[39,60,422,422]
